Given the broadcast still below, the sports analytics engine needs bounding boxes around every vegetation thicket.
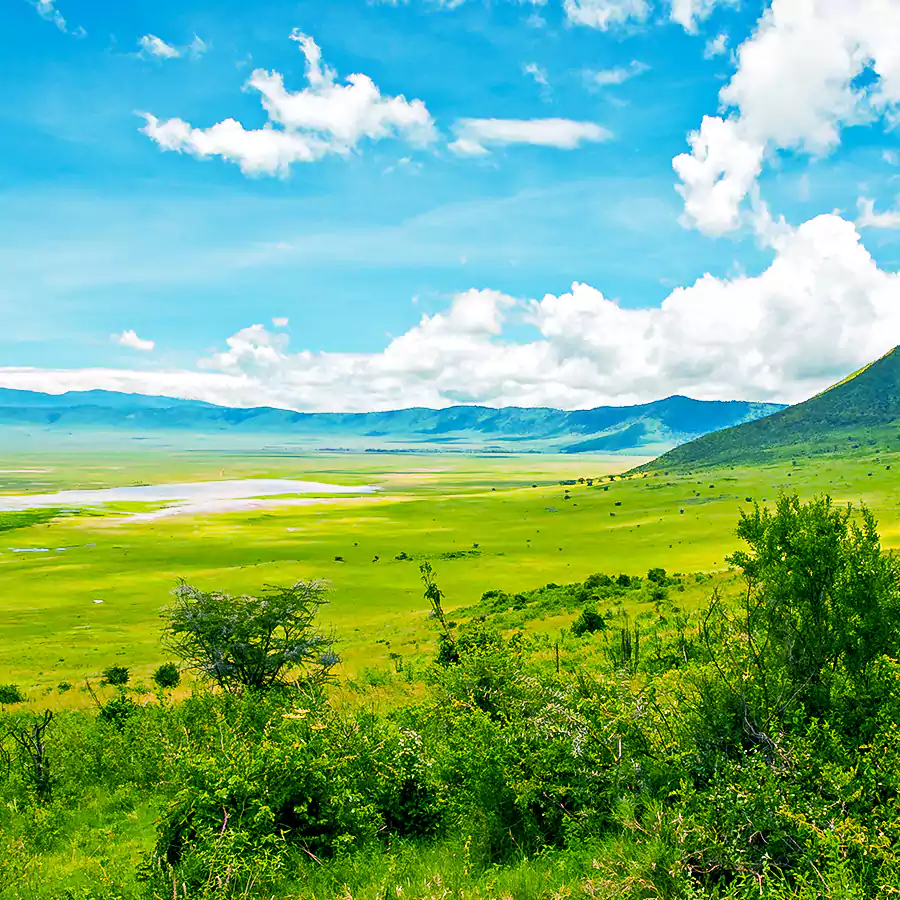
[1,491,900,899]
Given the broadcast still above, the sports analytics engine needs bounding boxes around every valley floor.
[0,447,897,691]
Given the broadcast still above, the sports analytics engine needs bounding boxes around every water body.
[0,479,377,521]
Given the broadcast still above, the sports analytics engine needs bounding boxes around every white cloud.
[674,0,900,235]
[272,317,290,327]
[141,30,436,176]
[139,35,181,59]
[372,0,548,6]
[857,197,900,229]
[669,0,734,33]
[32,0,84,35]
[449,118,611,155]
[113,330,155,353]
[564,0,730,31]
[703,32,728,59]
[189,35,208,57]
[884,150,900,166]
[587,60,649,86]
[563,0,650,29]
[137,34,207,60]
[673,116,765,235]
[10,215,899,411]
[523,63,551,97]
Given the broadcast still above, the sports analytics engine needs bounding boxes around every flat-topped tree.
[163,580,339,694]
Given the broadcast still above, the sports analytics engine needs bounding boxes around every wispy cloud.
[138,33,208,60]
[449,118,611,155]
[523,63,551,99]
[585,60,648,87]
[32,0,85,36]
[857,197,900,229]
[703,32,728,59]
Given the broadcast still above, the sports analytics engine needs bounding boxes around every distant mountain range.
[0,389,785,454]
[636,346,900,471]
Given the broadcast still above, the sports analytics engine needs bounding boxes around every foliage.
[721,494,900,726]
[162,580,339,694]
[148,692,440,893]
[151,663,180,691]
[100,666,130,688]
[571,606,607,636]
[0,685,24,706]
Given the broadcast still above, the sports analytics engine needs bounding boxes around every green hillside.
[635,346,900,472]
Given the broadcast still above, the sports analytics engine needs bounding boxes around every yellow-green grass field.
[1,447,897,696]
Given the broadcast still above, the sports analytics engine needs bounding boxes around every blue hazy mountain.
[0,389,784,454]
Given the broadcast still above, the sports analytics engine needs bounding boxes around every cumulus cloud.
[9,215,898,411]
[857,197,900,229]
[141,30,436,176]
[449,118,611,155]
[113,330,155,353]
[674,0,900,235]
[272,317,290,327]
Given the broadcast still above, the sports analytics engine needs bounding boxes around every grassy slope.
[634,346,900,472]
[0,447,897,693]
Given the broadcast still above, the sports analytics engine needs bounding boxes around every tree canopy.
[163,580,339,694]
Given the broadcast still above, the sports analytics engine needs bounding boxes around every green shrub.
[571,607,607,636]
[152,662,180,690]
[0,683,25,705]
[101,666,130,687]
[151,694,440,892]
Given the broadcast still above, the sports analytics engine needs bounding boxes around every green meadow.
[1,446,897,693]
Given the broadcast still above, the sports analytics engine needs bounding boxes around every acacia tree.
[163,580,339,694]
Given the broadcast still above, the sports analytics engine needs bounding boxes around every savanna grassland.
[1,446,898,692]
[1,443,900,900]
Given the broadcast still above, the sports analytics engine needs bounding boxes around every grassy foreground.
[0,448,898,691]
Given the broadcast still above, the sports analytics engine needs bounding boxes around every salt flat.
[0,478,377,517]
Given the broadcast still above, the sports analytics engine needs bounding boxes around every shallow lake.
[0,478,377,521]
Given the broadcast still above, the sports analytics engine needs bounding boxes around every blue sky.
[2,0,899,411]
